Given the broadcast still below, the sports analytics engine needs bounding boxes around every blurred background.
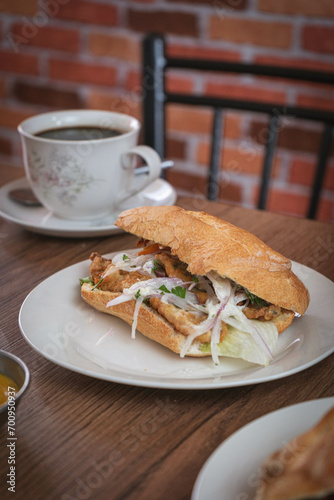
[0,0,334,222]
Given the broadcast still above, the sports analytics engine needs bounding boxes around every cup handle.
[118,145,162,202]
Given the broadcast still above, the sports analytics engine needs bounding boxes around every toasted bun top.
[115,206,309,315]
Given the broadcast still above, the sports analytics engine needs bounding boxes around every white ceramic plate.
[192,397,334,500]
[19,252,334,389]
[0,177,176,238]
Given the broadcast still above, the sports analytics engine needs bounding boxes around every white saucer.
[0,177,177,238]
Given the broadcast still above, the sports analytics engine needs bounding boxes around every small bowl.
[0,350,30,418]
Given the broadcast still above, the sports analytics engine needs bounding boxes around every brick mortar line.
[78,24,91,57]
[246,116,324,133]
[290,13,303,53]
[277,150,292,183]
[1,17,117,37]
[197,4,209,42]
[117,61,133,90]
[195,71,332,93]
[270,178,333,197]
[247,0,258,13]
[229,10,334,25]
[0,49,140,73]
[46,51,139,68]
[285,152,334,165]
[320,189,334,200]
[4,19,142,41]
[117,0,128,28]
[1,73,137,95]
[185,134,199,164]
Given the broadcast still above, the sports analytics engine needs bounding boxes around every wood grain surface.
[0,172,333,500]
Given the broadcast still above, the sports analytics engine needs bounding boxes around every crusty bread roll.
[80,286,205,356]
[115,206,309,315]
[81,206,309,359]
[254,407,334,500]
[80,285,295,356]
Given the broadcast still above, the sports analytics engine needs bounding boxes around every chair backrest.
[142,33,334,219]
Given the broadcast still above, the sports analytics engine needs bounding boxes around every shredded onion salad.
[103,250,278,366]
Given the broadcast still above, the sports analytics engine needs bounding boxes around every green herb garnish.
[92,277,104,290]
[171,286,186,299]
[152,260,159,273]
[191,276,199,283]
[244,289,266,307]
[123,254,130,261]
[135,290,141,299]
[79,276,93,286]
[158,284,187,298]
[159,284,171,294]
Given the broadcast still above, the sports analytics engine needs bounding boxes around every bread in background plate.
[254,407,334,500]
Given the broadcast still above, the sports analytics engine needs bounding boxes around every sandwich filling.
[83,241,293,365]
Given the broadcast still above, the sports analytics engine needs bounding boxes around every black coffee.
[35,126,124,141]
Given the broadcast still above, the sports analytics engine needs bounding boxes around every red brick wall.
[1,0,334,222]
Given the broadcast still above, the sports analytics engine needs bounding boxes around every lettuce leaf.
[201,320,278,366]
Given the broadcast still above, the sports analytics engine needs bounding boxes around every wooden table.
[0,170,334,500]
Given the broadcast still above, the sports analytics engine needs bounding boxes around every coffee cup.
[18,110,162,220]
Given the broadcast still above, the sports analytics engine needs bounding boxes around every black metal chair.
[142,33,334,219]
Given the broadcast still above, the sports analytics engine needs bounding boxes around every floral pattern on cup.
[28,149,98,206]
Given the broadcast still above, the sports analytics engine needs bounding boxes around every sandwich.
[80,206,309,365]
[254,406,334,499]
